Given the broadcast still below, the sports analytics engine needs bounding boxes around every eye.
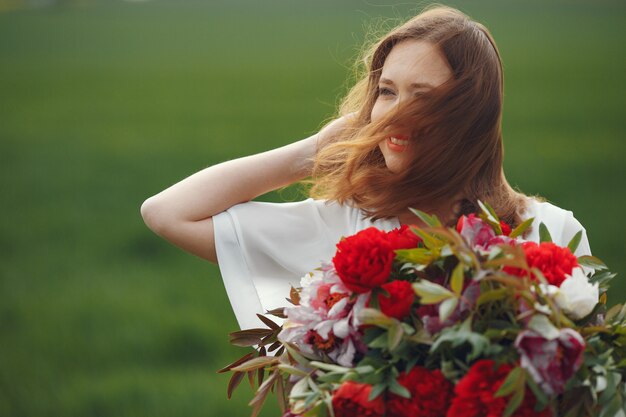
[377,87,395,97]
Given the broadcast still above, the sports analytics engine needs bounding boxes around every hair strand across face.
[309,5,528,226]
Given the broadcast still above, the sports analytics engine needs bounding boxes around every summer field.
[0,0,624,416]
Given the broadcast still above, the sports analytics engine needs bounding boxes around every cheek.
[370,100,385,124]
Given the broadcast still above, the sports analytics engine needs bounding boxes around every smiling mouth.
[386,135,409,152]
[389,137,408,146]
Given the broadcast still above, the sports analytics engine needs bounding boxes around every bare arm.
[140,117,347,263]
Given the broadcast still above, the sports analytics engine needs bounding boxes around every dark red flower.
[387,224,421,250]
[332,381,385,417]
[333,228,395,293]
[387,366,453,417]
[447,360,552,417]
[504,241,578,287]
[515,328,585,396]
[378,280,415,320]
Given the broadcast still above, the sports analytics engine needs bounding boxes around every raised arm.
[140,116,348,263]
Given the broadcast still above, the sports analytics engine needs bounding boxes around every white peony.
[554,267,599,320]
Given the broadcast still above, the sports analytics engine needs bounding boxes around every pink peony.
[456,214,497,248]
[278,265,367,367]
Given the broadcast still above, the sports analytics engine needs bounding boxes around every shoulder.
[215,198,362,241]
[523,197,572,222]
[522,198,582,229]
[521,197,590,255]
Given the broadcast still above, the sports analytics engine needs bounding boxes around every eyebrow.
[379,77,434,89]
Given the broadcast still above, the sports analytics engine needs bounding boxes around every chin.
[379,144,406,174]
[381,158,396,172]
[382,155,406,173]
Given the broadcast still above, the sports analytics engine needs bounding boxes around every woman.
[141,5,590,330]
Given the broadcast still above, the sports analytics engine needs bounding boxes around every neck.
[396,202,461,226]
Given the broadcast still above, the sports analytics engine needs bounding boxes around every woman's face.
[371,39,453,173]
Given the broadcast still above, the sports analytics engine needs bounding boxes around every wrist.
[289,136,317,179]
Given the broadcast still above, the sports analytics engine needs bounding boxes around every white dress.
[213,198,591,330]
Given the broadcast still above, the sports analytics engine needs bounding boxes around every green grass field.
[0,0,624,416]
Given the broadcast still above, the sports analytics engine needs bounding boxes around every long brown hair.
[309,5,528,226]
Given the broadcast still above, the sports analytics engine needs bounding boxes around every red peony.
[500,221,512,236]
[332,381,385,417]
[387,366,454,417]
[505,241,578,287]
[333,227,395,293]
[378,280,415,319]
[447,359,552,417]
[387,224,422,250]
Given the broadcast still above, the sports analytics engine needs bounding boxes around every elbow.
[141,196,171,235]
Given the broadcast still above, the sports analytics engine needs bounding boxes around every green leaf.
[439,297,458,322]
[368,332,389,349]
[315,372,345,384]
[430,318,489,362]
[524,369,549,410]
[387,322,404,351]
[599,387,624,417]
[409,207,442,227]
[388,377,411,398]
[578,255,608,271]
[359,308,395,327]
[413,280,454,304]
[478,200,500,223]
[395,247,439,265]
[309,361,350,373]
[401,322,416,336]
[301,398,325,417]
[353,365,375,374]
[503,388,525,417]
[412,227,445,250]
[509,217,534,238]
[495,367,524,398]
[589,270,617,287]
[283,343,310,366]
[539,222,552,243]
[605,304,624,323]
[567,230,583,254]
[528,315,559,340]
[476,288,510,306]
[598,372,622,406]
[477,200,502,234]
[277,364,309,377]
[368,383,387,401]
[450,263,465,296]
[290,377,310,398]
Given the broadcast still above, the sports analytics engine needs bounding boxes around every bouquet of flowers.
[219,202,626,417]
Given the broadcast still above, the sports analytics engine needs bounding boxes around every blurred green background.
[0,0,624,416]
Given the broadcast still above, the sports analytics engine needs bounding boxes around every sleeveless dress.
[212,198,591,330]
